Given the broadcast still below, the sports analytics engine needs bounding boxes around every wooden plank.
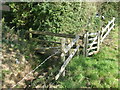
[55,45,80,80]
[101,30,104,39]
[88,35,97,50]
[102,17,115,34]
[87,46,98,51]
[85,32,89,57]
[30,38,61,44]
[83,32,89,57]
[102,23,111,33]
[27,31,83,39]
[61,38,66,76]
[88,51,98,56]
[66,38,72,56]
[87,31,100,55]
[88,42,98,46]
[83,33,86,56]
[88,37,97,41]
[97,31,100,52]
[88,33,97,36]
[64,35,79,54]
[88,51,95,56]
[61,38,66,53]
[76,38,80,55]
[101,23,115,43]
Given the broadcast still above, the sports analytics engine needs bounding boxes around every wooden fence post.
[76,35,80,56]
[97,31,100,52]
[55,45,80,80]
[83,32,88,57]
[61,38,66,76]
[86,32,89,57]
[66,38,71,56]
[83,34,86,56]
[113,19,115,29]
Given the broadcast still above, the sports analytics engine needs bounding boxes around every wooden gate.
[83,17,115,57]
[101,17,115,43]
[83,31,100,57]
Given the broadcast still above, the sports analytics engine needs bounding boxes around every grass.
[57,49,118,88]
[57,26,118,88]
[2,2,118,88]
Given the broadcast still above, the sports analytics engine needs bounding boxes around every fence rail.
[64,35,79,54]
[55,35,80,80]
[26,17,115,81]
[27,30,83,39]
[31,38,61,44]
[101,17,115,42]
[83,17,115,57]
[55,44,80,80]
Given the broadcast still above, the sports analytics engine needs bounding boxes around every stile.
[55,45,80,80]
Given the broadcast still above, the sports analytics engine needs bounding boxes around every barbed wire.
[12,50,60,88]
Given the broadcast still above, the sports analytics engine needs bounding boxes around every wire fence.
[12,50,60,88]
[12,17,115,88]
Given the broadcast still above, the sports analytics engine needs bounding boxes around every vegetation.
[3,2,104,33]
[58,27,118,88]
[2,2,118,88]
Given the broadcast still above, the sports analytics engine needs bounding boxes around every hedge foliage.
[3,2,98,34]
[3,2,118,34]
